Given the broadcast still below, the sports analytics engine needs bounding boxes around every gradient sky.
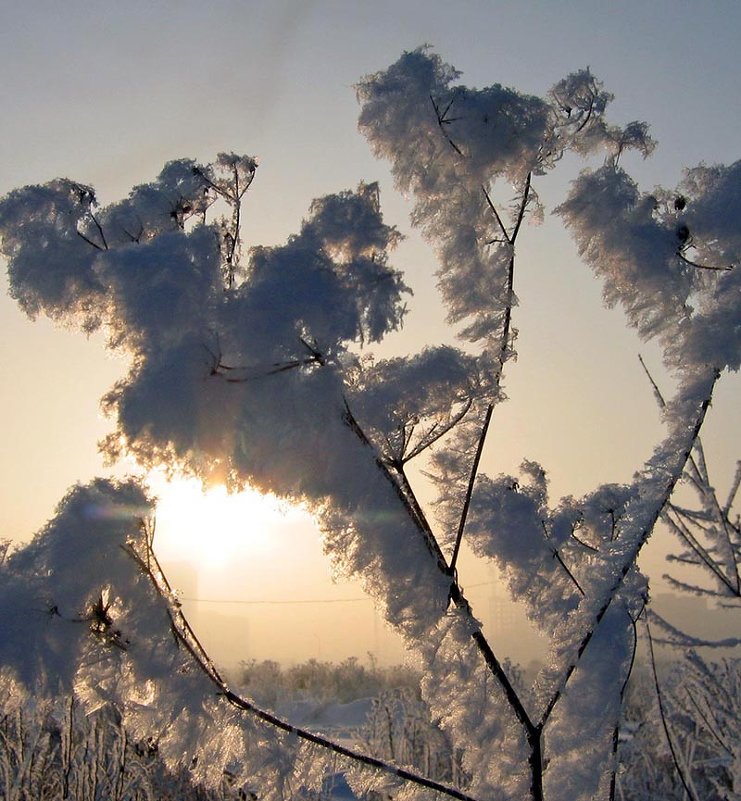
[1,0,739,666]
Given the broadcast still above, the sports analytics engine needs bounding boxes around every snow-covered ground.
[277,697,373,740]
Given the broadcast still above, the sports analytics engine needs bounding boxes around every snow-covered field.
[278,697,373,744]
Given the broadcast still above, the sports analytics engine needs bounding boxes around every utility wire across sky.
[180,581,495,606]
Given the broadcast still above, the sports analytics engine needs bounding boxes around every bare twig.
[570,528,600,553]
[430,94,464,157]
[449,404,492,577]
[646,621,699,801]
[481,187,510,243]
[677,250,734,272]
[204,335,326,383]
[609,607,642,801]
[541,522,585,597]
[402,398,474,464]
[76,230,105,251]
[89,212,108,251]
[510,172,532,244]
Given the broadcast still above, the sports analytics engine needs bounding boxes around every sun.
[147,472,306,571]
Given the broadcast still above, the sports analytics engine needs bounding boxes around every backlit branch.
[538,371,718,730]
[123,534,483,801]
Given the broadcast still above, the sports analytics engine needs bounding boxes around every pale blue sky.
[1,1,739,664]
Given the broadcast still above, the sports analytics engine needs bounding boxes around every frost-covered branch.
[342,398,545,799]
[639,356,741,600]
[124,538,483,801]
[536,371,718,730]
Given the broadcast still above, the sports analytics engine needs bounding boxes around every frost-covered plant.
[0,673,155,801]
[661,653,741,801]
[360,687,465,789]
[0,46,739,801]
[659,431,740,617]
[616,654,741,801]
[0,674,255,801]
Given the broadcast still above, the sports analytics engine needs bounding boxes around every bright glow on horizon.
[145,471,415,666]
[148,472,309,570]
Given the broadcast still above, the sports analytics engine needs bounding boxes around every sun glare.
[148,473,307,570]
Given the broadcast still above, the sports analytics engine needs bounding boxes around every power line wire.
[181,595,370,606]
[178,580,495,606]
